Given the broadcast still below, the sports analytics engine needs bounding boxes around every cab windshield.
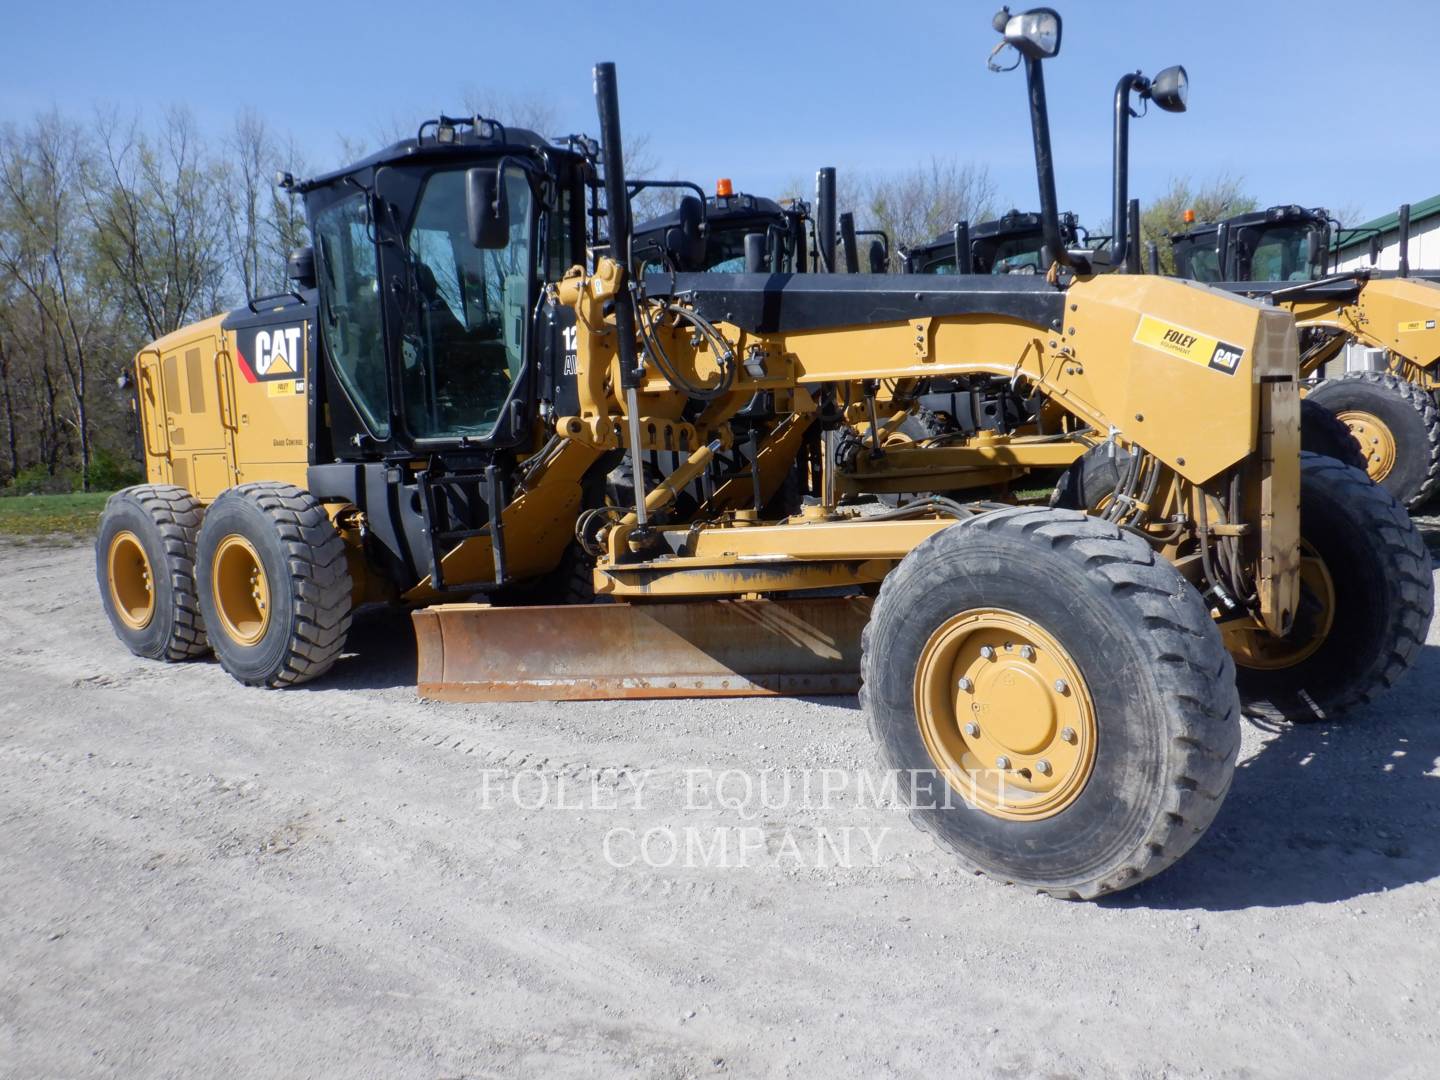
[401,166,534,440]
[1247,224,1321,281]
[1173,236,1222,282]
[986,233,1044,274]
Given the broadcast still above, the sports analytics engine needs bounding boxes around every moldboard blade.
[412,597,870,701]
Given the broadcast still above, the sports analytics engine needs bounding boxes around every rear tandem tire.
[860,506,1239,899]
[1232,453,1433,722]
[95,484,209,661]
[1305,371,1440,509]
[196,482,353,688]
[1299,397,1368,473]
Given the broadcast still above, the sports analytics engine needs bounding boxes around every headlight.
[1150,65,1188,113]
[1004,8,1062,59]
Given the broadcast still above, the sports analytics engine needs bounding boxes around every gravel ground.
[2,523,1439,1079]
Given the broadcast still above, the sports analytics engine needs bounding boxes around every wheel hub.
[212,534,270,647]
[914,609,1097,820]
[1337,409,1397,482]
[1223,544,1335,670]
[107,530,155,631]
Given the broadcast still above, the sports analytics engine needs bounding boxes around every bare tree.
[0,113,111,487]
[0,301,19,482]
[85,106,230,342]
[865,159,999,262]
[221,109,271,302]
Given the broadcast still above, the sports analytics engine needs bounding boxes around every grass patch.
[0,492,112,538]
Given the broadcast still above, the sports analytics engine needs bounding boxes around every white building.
[1332,195,1440,272]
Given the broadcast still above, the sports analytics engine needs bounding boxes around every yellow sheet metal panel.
[223,322,310,476]
[1347,277,1440,369]
[1066,275,1295,484]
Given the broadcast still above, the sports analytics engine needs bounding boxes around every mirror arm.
[1111,72,1144,270]
[1024,53,1071,271]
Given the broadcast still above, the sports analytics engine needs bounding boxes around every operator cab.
[288,116,597,592]
[292,117,592,464]
[632,182,810,274]
[1170,204,1330,283]
[905,210,1091,275]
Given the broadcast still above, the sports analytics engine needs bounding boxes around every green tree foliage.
[1139,174,1258,274]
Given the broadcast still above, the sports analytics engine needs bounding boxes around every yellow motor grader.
[1171,204,1440,508]
[97,9,1431,898]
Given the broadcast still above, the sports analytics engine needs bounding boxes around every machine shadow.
[1109,641,1440,912]
[312,605,420,691]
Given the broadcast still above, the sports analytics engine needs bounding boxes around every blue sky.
[5,0,1436,228]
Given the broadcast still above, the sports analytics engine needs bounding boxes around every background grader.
[1171,203,1440,508]
[630,168,888,277]
[97,8,1431,898]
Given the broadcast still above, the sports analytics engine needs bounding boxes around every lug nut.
[957,676,973,692]
[980,646,996,660]
[1036,760,1053,776]
[1054,679,1069,694]
[1020,645,1035,661]
[995,756,1011,770]
[964,722,980,738]
[1060,727,1077,743]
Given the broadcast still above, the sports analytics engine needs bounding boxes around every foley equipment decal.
[1133,315,1245,375]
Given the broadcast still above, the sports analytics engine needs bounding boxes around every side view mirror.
[1369,234,1381,266]
[466,167,508,249]
[744,233,767,273]
[867,239,888,274]
[1306,230,1322,272]
[666,195,706,270]
[287,245,316,290]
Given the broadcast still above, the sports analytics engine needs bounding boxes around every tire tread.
[861,507,1239,899]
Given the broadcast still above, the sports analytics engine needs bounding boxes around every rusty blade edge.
[417,674,863,703]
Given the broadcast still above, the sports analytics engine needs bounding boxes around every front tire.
[1229,453,1433,722]
[95,485,209,661]
[196,482,353,687]
[861,507,1239,899]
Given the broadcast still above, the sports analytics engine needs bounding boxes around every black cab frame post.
[839,211,860,273]
[1398,202,1412,277]
[815,167,837,272]
[954,220,973,274]
[1022,53,1071,271]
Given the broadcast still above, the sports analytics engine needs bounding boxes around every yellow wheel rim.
[107,530,155,631]
[1223,544,1335,671]
[211,534,271,647]
[914,608,1097,821]
[1337,409,1397,482]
